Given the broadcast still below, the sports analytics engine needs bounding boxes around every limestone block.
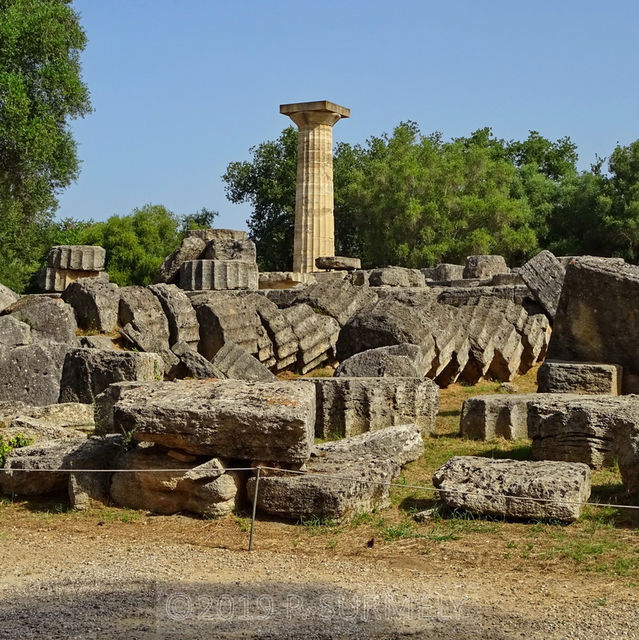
[62,278,120,333]
[180,259,258,291]
[248,424,422,521]
[538,360,622,395]
[282,304,339,373]
[210,342,276,382]
[110,379,316,464]
[58,348,164,404]
[202,238,257,262]
[463,255,509,280]
[6,295,77,344]
[170,341,222,380]
[0,283,19,313]
[250,295,298,369]
[520,250,565,319]
[47,245,106,271]
[149,283,199,347]
[304,376,439,438]
[155,235,206,285]
[291,279,378,326]
[491,273,525,285]
[0,316,31,348]
[335,343,431,378]
[368,267,425,287]
[433,456,591,522]
[40,267,105,293]
[547,258,639,392]
[315,256,361,270]
[351,270,370,286]
[258,271,316,289]
[186,229,247,243]
[435,285,532,308]
[110,447,240,517]
[460,394,532,440]
[434,264,465,281]
[527,394,639,468]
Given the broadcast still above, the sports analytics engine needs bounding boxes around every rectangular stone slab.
[537,360,622,395]
[111,379,316,465]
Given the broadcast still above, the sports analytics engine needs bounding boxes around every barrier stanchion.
[248,466,261,552]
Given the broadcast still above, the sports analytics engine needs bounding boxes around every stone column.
[280,100,350,273]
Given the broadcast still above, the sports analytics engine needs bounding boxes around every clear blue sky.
[58,0,639,231]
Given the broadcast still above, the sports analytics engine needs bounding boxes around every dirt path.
[1,518,637,640]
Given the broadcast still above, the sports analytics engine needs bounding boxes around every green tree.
[222,126,297,270]
[78,204,181,286]
[0,0,92,290]
[180,207,218,234]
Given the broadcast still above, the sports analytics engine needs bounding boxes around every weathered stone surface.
[191,293,265,361]
[118,286,174,371]
[315,423,424,466]
[58,348,164,404]
[47,245,106,271]
[491,273,525,286]
[0,283,19,312]
[202,238,256,262]
[149,283,199,347]
[40,267,105,293]
[335,343,430,378]
[315,256,361,271]
[0,343,66,405]
[62,278,120,333]
[463,255,509,280]
[180,260,258,291]
[350,270,370,286]
[5,295,77,344]
[538,360,622,395]
[547,259,639,392]
[460,394,532,440]
[156,235,206,285]
[258,271,316,289]
[110,379,315,464]
[0,436,121,500]
[249,295,298,370]
[210,342,276,382]
[527,394,637,468]
[186,229,247,243]
[432,264,463,281]
[0,316,31,348]
[79,335,118,350]
[433,456,591,522]
[0,401,94,443]
[614,414,639,496]
[248,424,421,521]
[368,267,425,288]
[520,250,565,319]
[94,382,150,436]
[170,341,221,380]
[291,279,378,327]
[305,377,439,438]
[435,284,533,308]
[282,304,339,373]
[110,447,240,517]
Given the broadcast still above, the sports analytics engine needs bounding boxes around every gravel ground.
[1,526,638,639]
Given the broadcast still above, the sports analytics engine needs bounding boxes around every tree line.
[223,124,639,272]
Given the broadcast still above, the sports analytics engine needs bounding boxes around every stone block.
[335,343,431,378]
[155,235,206,285]
[149,283,199,347]
[40,267,105,293]
[258,271,316,289]
[180,259,258,291]
[460,394,532,440]
[47,245,106,271]
[538,360,622,395]
[202,238,257,262]
[186,229,247,243]
[110,379,316,465]
[110,447,240,517]
[210,342,277,382]
[547,258,639,392]
[433,456,591,522]
[315,256,361,270]
[520,250,565,319]
[491,273,525,286]
[6,295,77,344]
[304,376,439,438]
[170,341,221,380]
[247,424,423,521]
[368,267,425,287]
[0,283,19,312]
[0,316,31,348]
[62,278,120,333]
[58,348,164,404]
[463,255,509,279]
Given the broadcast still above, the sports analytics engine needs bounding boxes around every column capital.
[280,100,350,124]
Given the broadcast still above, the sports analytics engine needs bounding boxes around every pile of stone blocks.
[40,245,107,293]
[156,229,258,291]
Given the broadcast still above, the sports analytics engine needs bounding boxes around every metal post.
[248,466,261,552]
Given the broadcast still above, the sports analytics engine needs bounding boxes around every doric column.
[280,100,350,273]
